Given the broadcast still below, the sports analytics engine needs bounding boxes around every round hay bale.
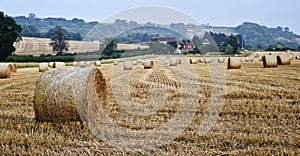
[78,61,86,67]
[137,59,143,64]
[227,57,241,69]
[39,63,49,72]
[8,63,17,72]
[234,54,238,57]
[86,61,91,66]
[277,54,291,65]
[177,58,182,64]
[199,58,205,63]
[53,62,65,68]
[163,59,169,65]
[190,58,198,64]
[34,67,107,123]
[0,63,13,78]
[48,62,54,68]
[296,56,300,60]
[123,61,133,70]
[250,58,254,62]
[262,55,277,68]
[218,58,225,63]
[245,58,250,62]
[170,58,178,66]
[73,61,78,66]
[144,60,154,69]
[94,61,101,66]
[204,58,213,64]
[132,61,138,65]
[113,60,118,65]
[259,56,263,62]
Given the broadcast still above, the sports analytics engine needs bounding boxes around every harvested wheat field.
[0,58,299,155]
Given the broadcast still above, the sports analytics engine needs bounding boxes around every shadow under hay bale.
[144,60,154,69]
[262,55,277,68]
[39,63,49,72]
[277,54,291,65]
[124,61,133,70]
[0,63,13,78]
[228,57,241,69]
[34,67,107,123]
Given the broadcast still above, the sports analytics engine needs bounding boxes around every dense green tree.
[225,44,234,54]
[49,26,69,55]
[225,35,239,54]
[100,38,118,56]
[20,25,40,37]
[0,12,22,61]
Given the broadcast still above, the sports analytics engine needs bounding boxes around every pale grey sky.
[1,0,299,34]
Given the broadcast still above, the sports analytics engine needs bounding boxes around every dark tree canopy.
[0,12,22,61]
[100,38,118,56]
[49,26,69,55]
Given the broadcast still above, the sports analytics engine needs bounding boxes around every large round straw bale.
[94,60,101,66]
[73,61,78,66]
[190,58,198,64]
[39,63,49,72]
[8,63,17,72]
[53,62,65,68]
[218,58,225,63]
[124,61,133,70]
[48,62,54,68]
[199,58,205,63]
[86,61,91,66]
[177,58,182,64]
[262,55,277,68]
[244,58,250,62]
[204,58,213,63]
[137,59,143,64]
[277,54,291,65]
[228,57,241,69]
[144,60,154,69]
[34,67,107,122]
[0,63,13,78]
[79,61,87,67]
[113,60,118,65]
[250,58,254,62]
[132,61,138,65]
[170,58,178,66]
[296,56,300,60]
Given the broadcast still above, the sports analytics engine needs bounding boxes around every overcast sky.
[1,0,299,34]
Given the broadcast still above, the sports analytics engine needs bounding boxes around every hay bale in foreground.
[144,60,154,69]
[34,67,107,123]
[190,58,198,64]
[39,63,49,72]
[262,55,277,68]
[124,61,133,70]
[245,58,250,62]
[48,62,54,68]
[0,63,13,78]
[277,54,291,65]
[78,61,86,67]
[228,57,241,69]
[53,62,65,68]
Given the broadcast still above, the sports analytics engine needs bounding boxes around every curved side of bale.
[94,61,101,66]
[177,58,182,64]
[170,58,178,66]
[0,63,13,78]
[296,56,300,60]
[34,67,107,123]
[204,58,213,64]
[48,62,54,68]
[132,61,138,65]
[53,62,65,68]
[277,54,291,65]
[86,61,91,66]
[262,55,277,68]
[218,58,225,63]
[190,58,198,64]
[124,61,133,70]
[144,60,154,69]
[39,63,49,72]
[250,58,254,62]
[228,57,241,69]
[199,58,205,63]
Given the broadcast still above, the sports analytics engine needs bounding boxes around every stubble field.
[0,57,299,155]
